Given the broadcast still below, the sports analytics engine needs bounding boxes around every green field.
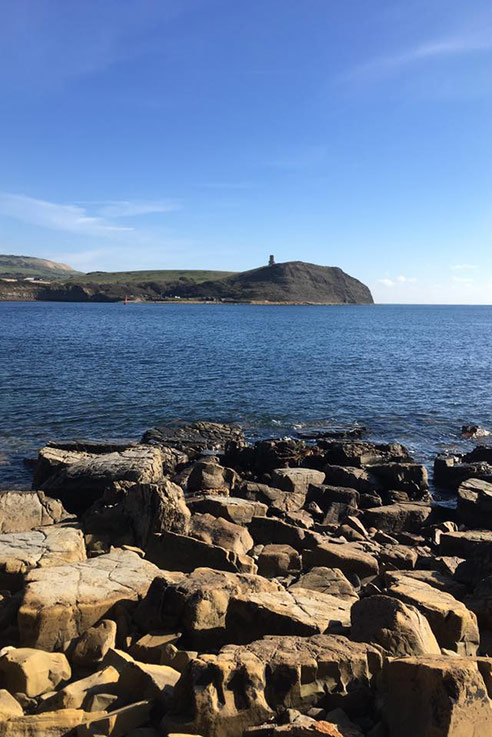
[72,269,237,284]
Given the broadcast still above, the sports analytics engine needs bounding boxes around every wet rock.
[303,543,379,579]
[351,594,440,656]
[145,530,256,574]
[226,588,352,642]
[142,421,244,456]
[0,525,86,591]
[379,656,492,737]
[164,634,383,737]
[289,567,358,601]
[0,491,71,534]
[257,544,301,577]
[35,445,164,515]
[387,574,479,655]
[0,647,71,697]
[270,468,325,494]
[186,495,268,524]
[189,513,253,556]
[18,550,159,650]
[187,462,238,494]
[362,502,432,534]
[135,568,280,648]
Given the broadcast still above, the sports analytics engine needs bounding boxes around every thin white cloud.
[377,278,395,287]
[451,263,477,271]
[93,200,181,218]
[0,192,132,236]
[378,275,417,287]
[396,275,417,283]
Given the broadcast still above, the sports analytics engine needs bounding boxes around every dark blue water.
[2,302,492,488]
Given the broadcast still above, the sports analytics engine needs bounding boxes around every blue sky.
[1,0,491,303]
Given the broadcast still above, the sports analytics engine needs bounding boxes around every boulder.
[18,550,159,650]
[226,588,352,643]
[186,495,268,524]
[0,708,103,737]
[0,647,71,697]
[367,463,428,496]
[0,525,86,590]
[322,467,377,494]
[384,569,467,599]
[0,491,70,533]
[457,478,492,529]
[145,530,256,574]
[187,462,237,494]
[362,502,432,534]
[71,620,117,667]
[248,517,307,551]
[35,445,164,515]
[350,594,440,656]
[117,660,180,704]
[120,481,190,543]
[257,545,301,577]
[289,567,358,601]
[378,544,418,571]
[164,634,383,737]
[270,469,325,494]
[77,700,153,737]
[387,575,479,655]
[39,665,119,711]
[439,530,492,558]
[135,568,280,648]
[0,689,22,719]
[130,633,182,664]
[303,543,379,579]
[142,421,244,456]
[320,440,410,468]
[238,483,307,514]
[379,656,492,737]
[305,486,359,521]
[189,514,253,556]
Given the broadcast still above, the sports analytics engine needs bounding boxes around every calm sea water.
[2,302,492,489]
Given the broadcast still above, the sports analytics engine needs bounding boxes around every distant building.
[268,254,275,266]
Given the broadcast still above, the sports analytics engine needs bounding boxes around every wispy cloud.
[377,278,395,287]
[90,199,181,218]
[395,275,417,283]
[377,275,417,287]
[451,263,477,271]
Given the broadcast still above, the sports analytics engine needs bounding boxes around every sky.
[1,0,491,303]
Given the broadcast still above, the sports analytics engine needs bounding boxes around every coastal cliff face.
[0,260,374,303]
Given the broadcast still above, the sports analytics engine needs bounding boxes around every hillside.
[0,255,80,279]
[73,269,237,285]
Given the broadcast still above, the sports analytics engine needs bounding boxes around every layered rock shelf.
[0,421,492,735]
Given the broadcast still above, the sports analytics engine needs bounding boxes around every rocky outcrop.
[0,492,70,533]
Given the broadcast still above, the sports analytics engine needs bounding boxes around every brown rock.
[257,544,301,577]
[362,502,432,534]
[303,543,379,579]
[289,567,357,601]
[0,491,70,534]
[71,620,117,667]
[0,647,71,697]
[145,530,256,574]
[270,468,325,494]
[189,513,253,556]
[186,495,268,524]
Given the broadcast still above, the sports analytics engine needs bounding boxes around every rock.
[135,568,280,648]
[18,550,159,650]
[40,666,119,711]
[238,483,307,514]
[0,708,102,737]
[257,545,301,577]
[270,468,325,494]
[77,700,153,737]
[323,467,377,494]
[387,575,479,655]
[434,453,492,491]
[0,647,71,697]
[35,445,164,515]
[378,544,418,570]
[350,594,440,656]
[189,513,253,556]
[321,441,410,468]
[164,634,383,737]
[117,660,180,704]
[362,502,432,534]
[145,530,256,574]
[0,689,22,718]
[226,588,352,643]
[367,463,428,497]
[248,517,308,551]
[379,656,492,737]
[457,478,492,529]
[289,567,358,601]
[71,620,117,667]
[130,633,181,664]
[384,569,467,599]
[305,485,359,523]
[245,716,347,735]
[142,421,244,456]
[120,481,190,544]
[187,462,238,493]
[0,525,86,591]
[439,529,492,558]
[186,495,268,524]
[303,543,379,579]
[234,437,311,476]
[0,491,70,533]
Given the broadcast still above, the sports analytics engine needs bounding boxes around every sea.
[2,301,492,490]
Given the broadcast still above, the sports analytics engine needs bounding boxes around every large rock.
[39,665,119,711]
[186,495,268,524]
[187,462,237,494]
[145,530,256,574]
[189,514,253,556]
[439,530,492,558]
[164,635,383,737]
[379,656,492,737]
[0,708,104,737]
[77,701,153,737]
[321,440,410,468]
[387,575,479,655]
[35,445,164,515]
[142,421,244,456]
[0,491,70,533]
[434,453,492,490]
[226,589,352,643]
[367,463,428,497]
[363,502,432,534]
[456,478,492,530]
[135,568,280,648]
[0,647,71,697]
[0,525,86,591]
[350,594,440,656]
[289,567,358,601]
[248,517,307,551]
[257,545,301,577]
[323,467,377,494]
[270,468,325,494]
[18,550,159,650]
[238,483,307,514]
[303,543,379,579]
[120,481,190,543]
[305,485,359,524]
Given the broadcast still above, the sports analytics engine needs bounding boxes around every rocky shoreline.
[0,421,492,735]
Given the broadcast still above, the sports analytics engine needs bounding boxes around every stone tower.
[268,255,275,266]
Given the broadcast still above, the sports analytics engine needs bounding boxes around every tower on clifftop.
[268,254,275,266]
